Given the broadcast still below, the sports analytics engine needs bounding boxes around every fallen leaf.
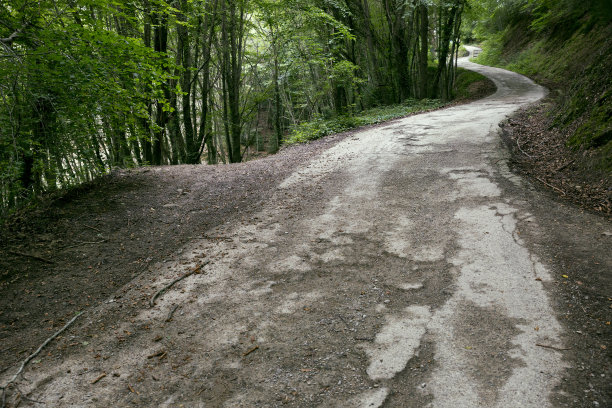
[562,275,569,279]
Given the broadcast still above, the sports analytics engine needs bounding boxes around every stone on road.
[13,52,568,407]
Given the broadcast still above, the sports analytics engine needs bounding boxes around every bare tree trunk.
[220,0,245,163]
[152,9,169,165]
[417,3,429,99]
[432,3,460,100]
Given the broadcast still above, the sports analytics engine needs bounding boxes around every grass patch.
[284,99,444,145]
[284,65,496,146]
[454,68,495,100]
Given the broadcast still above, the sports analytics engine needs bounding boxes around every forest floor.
[0,56,610,407]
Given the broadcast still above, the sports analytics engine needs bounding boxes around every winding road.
[10,49,577,407]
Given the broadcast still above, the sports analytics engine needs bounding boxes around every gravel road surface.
[3,48,606,408]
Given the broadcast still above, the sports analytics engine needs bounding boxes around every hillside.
[470,1,611,214]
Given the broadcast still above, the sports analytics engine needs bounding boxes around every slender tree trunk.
[417,3,429,99]
[220,0,244,163]
[141,0,153,163]
[432,5,458,100]
[152,10,169,165]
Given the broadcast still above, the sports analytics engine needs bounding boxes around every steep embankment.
[475,14,611,214]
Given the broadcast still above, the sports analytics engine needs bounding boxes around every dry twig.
[243,345,259,357]
[516,135,532,158]
[536,343,572,351]
[91,373,107,385]
[555,159,575,172]
[63,239,108,249]
[82,224,103,233]
[535,177,566,196]
[8,251,54,264]
[147,350,165,359]
[165,305,179,322]
[149,261,209,308]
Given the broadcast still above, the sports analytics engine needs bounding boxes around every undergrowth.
[474,18,612,172]
[284,99,444,145]
[284,69,490,145]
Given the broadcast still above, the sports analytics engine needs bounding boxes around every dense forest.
[0,0,466,215]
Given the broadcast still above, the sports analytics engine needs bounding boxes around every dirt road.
[2,50,610,407]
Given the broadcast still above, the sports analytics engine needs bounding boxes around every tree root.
[1,311,83,407]
[149,261,210,308]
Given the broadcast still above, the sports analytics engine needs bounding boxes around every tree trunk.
[220,0,244,163]
[417,3,429,99]
[152,10,169,165]
[432,5,459,100]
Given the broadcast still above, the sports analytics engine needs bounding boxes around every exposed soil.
[2,88,504,386]
[499,98,612,215]
[0,76,499,390]
[0,134,351,377]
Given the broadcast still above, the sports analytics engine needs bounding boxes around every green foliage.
[0,0,471,217]
[468,0,612,172]
[284,99,445,144]
[453,68,491,99]
[457,45,470,57]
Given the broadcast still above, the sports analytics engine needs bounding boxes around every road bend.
[17,49,567,407]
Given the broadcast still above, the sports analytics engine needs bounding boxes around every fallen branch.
[201,235,233,242]
[536,343,571,351]
[1,312,83,406]
[149,261,210,308]
[8,251,54,265]
[535,177,566,196]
